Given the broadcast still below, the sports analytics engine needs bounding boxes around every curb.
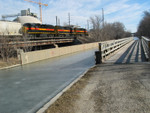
[0,64,21,70]
[36,65,96,113]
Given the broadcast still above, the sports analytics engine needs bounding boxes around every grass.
[0,58,20,68]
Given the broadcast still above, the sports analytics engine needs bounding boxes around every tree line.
[85,15,131,42]
[137,11,150,38]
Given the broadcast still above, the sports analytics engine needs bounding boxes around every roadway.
[0,48,96,113]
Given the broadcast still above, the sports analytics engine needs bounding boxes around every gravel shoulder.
[92,63,150,113]
[45,62,150,113]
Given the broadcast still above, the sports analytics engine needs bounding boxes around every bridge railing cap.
[142,36,150,41]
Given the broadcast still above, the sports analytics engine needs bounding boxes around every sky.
[0,0,150,33]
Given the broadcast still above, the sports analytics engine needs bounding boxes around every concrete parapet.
[20,42,99,65]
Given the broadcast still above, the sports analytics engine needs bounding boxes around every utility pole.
[87,20,89,30]
[68,13,70,26]
[58,18,60,25]
[56,16,58,25]
[56,17,60,25]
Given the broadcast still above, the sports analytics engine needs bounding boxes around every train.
[0,16,88,38]
[22,23,88,37]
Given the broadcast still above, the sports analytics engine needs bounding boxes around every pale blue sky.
[0,0,150,32]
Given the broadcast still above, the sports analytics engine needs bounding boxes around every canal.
[0,48,96,113]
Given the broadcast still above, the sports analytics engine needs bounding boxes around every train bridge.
[0,37,150,113]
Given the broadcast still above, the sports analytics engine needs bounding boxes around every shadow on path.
[115,40,147,64]
[140,40,147,62]
[115,41,137,64]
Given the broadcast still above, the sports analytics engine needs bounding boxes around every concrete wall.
[20,42,99,65]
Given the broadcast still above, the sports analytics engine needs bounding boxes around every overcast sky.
[0,0,150,32]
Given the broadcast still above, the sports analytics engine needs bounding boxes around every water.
[0,48,96,113]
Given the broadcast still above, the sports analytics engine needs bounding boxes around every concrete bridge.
[0,37,149,113]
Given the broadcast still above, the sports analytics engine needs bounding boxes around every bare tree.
[89,15,129,42]
[137,11,150,38]
[113,22,126,39]
[89,15,103,41]
[102,22,116,40]
[22,35,33,52]
[124,30,132,37]
[0,35,16,62]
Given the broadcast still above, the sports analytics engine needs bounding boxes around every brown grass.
[77,36,96,43]
[44,67,95,113]
[0,58,20,68]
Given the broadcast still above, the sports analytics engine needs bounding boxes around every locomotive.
[22,23,88,37]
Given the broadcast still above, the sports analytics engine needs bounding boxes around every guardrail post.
[95,43,102,64]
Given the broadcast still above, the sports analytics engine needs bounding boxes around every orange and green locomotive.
[22,23,88,37]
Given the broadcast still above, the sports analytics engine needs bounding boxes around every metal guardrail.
[95,37,133,64]
[141,36,150,61]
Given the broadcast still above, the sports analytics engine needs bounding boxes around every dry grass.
[44,68,95,113]
[77,36,96,43]
[0,58,20,68]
